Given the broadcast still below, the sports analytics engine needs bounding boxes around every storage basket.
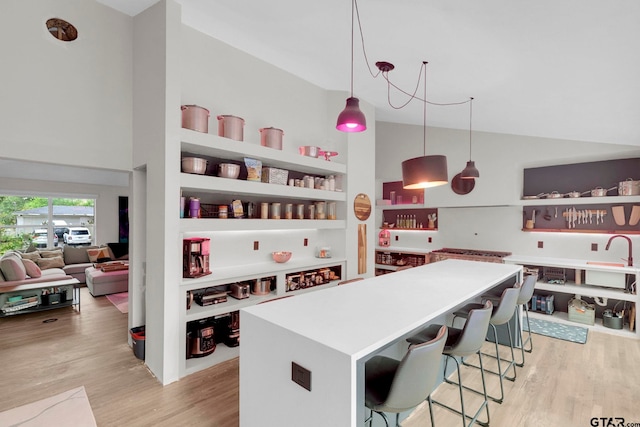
[543,266,565,284]
[261,167,289,185]
[568,298,595,325]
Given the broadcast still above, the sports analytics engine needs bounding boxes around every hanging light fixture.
[401,62,448,189]
[336,0,366,132]
[460,97,480,179]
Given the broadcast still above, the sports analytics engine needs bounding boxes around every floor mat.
[524,317,588,344]
[0,386,97,427]
[105,292,128,314]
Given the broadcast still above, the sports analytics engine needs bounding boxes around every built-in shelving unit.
[504,255,639,339]
[178,128,348,377]
[374,246,431,275]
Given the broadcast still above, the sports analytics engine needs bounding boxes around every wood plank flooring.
[1,288,638,427]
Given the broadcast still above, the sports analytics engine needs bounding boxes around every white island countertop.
[240,259,522,427]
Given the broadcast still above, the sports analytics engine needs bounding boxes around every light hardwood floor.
[1,288,638,427]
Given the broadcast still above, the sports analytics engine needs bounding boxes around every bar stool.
[514,274,537,366]
[452,284,520,404]
[406,300,493,427]
[364,325,448,427]
[481,274,536,367]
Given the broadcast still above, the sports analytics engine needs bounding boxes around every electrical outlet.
[428,237,432,243]
[592,243,598,251]
[291,362,311,391]
[304,238,308,247]
[253,241,259,250]
[537,241,543,249]
[395,235,399,241]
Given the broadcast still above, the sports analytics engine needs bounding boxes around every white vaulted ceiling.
[97,0,640,147]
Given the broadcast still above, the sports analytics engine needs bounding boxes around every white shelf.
[186,293,276,322]
[181,128,347,176]
[180,257,347,289]
[375,246,431,254]
[375,264,397,271]
[180,173,346,201]
[528,310,636,339]
[184,344,239,376]
[376,203,427,210]
[534,281,636,302]
[520,195,640,206]
[181,218,345,232]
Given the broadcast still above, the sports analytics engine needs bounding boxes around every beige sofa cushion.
[0,253,27,281]
[20,251,42,261]
[38,248,63,258]
[64,245,97,265]
[36,256,65,270]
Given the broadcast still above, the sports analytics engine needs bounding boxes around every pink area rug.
[0,386,97,427]
[106,292,128,314]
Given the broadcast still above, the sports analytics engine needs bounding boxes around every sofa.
[0,243,129,296]
[0,250,74,290]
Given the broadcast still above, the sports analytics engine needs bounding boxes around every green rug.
[524,317,588,344]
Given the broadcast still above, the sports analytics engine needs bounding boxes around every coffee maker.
[183,237,211,278]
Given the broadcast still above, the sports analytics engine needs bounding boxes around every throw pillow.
[38,248,63,258]
[107,242,129,260]
[20,251,42,261]
[0,253,27,281]
[22,259,42,278]
[36,256,65,270]
[87,247,111,263]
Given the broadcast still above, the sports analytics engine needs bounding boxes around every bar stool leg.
[435,353,490,427]
[515,304,534,367]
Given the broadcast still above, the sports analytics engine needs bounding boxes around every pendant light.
[401,62,448,189]
[336,0,366,132]
[460,97,480,179]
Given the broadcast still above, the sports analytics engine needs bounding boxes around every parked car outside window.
[54,226,69,240]
[63,227,92,246]
[33,229,58,248]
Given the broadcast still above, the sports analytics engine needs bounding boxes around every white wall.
[0,0,133,172]
[376,121,640,262]
[0,176,128,244]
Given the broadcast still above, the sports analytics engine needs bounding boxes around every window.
[0,195,95,255]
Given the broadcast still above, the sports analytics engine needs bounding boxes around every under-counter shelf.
[533,281,636,302]
[181,128,346,176]
[184,343,239,377]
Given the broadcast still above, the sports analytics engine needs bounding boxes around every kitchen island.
[239,259,522,426]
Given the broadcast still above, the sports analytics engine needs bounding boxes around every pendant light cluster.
[335,0,478,189]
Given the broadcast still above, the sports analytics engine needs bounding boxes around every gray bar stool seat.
[364,325,448,427]
[406,300,493,427]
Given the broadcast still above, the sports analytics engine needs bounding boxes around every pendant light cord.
[423,61,427,156]
[469,97,474,160]
[350,0,355,98]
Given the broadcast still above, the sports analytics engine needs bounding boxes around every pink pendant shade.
[336,97,367,132]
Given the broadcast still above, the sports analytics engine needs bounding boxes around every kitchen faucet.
[605,234,633,267]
